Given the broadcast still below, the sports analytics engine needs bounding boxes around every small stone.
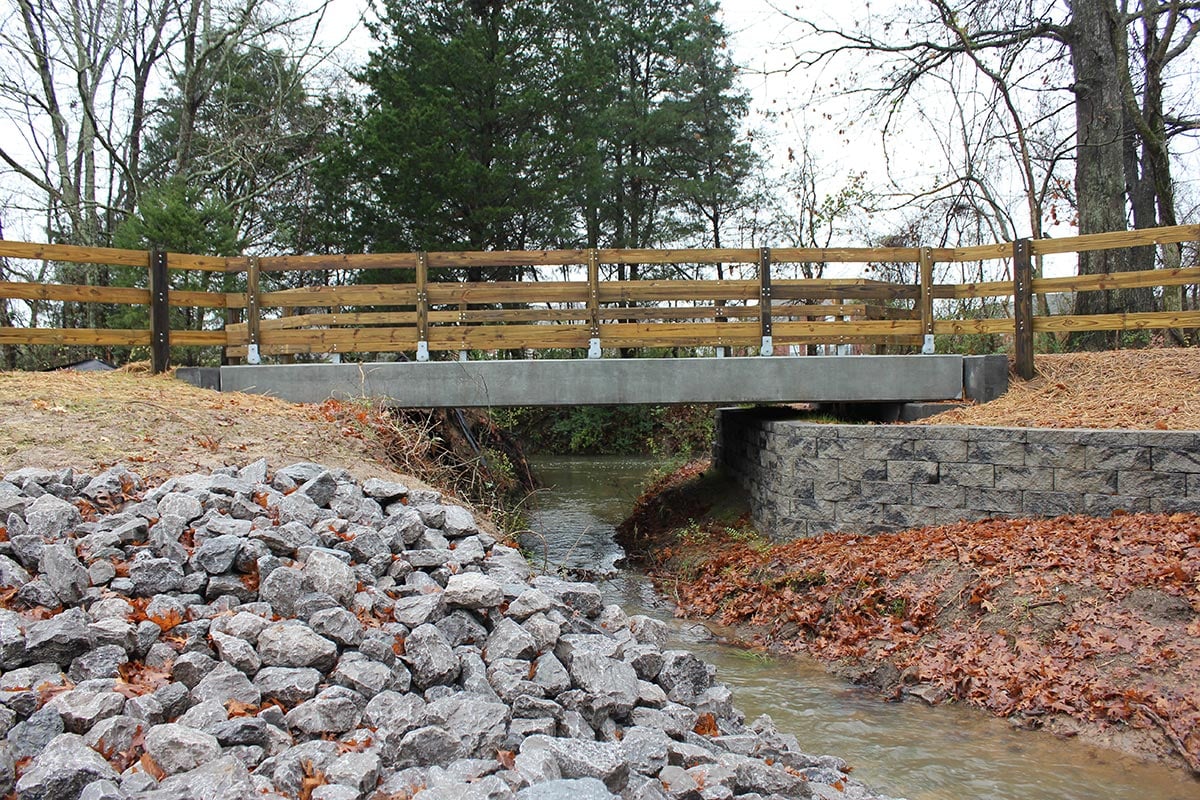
[257,621,338,671]
[7,708,64,761]
[254,667,323,706]
[516,777,617,800]
[259,566,304,617]
[24,494,81,540]
[521,735,629,792]
[284,686,364,735]
[362,479,408,501]
[298,471,338,507]
[302,549,357,605]
[325,750,380,796]
[190,662,261,706]
[485,617,538,662]
[129,555,184,596]
[144,723,221,776]
[404,624,460,688]
[23,607,93,666]
[191,534,243,575]
[157,493,204,523]
[211,631,262,674]
[442,573,503,610]
[44,689,125,734]
[14,732,118,800]
[39,544,89,605]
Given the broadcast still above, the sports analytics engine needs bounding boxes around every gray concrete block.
[994,465,1053,491]
[963,488,1023,513]
[788,457,839,481]
[880,504,932,530]
[788,497,836,519]
[781,431,820,456]
[860,481,913,505]
[966,427,1027,442]
[937,462,995,488]
[175,367,221,391]
[1085,444,1151,471]
[967,441,1025,466]
[1151,447,1200,473]
[835,500,884,525]
[934,508,983,526]
[815,438,860,458]
[912,425,971,440]
[1190,474,1200,498]
[887,460,939,484]
[1117,471,1188,498]
[814,479,860,502]
[1024,443,1085,469]
[963,354,1009,402]
[839,458,888,482]
[1150,497,1200,514]
[858,439,916,460]
[1137,431,1197,448]
[911,484,966,509]
[1083,494,1151,516]
[912,439,968,462]
[1022,490,1081,517]
[1053,469,1118,494]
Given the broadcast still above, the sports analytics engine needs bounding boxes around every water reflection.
[525,455,1200,800]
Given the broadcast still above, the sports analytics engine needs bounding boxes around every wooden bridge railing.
[1,225,1199,378]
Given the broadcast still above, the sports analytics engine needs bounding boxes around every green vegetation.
[493,404,714,457]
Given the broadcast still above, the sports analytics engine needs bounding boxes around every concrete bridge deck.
[209,354,1002,408]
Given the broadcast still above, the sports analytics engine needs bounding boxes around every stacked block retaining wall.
[714,408,1200,539]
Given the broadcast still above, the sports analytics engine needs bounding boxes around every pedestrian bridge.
[213,353,1001,408]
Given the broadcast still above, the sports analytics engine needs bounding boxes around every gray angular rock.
[298,471,338,507]
[44,688,125,733]
[84,715,145,759]
[0,555,31,591]
[423,694,510,757]
[362,478,408,501]
[77,779,126,800]
[656,651,714,705]
[302,549,356,605]
[144,723,221,776]
[129,554,184,596]
[210,716,269,747]
[7,707,64,761]
[171,651,217,688]
[276,492,322,527]
[441,505,478,538]
[157,492,204,523]
[68,644,128,682]
[442,573,503,610]
[507,588,553,620]
[621,727,671,776]
[39,544,89,605]
[254,666,322,706]
[520,735,629,792]
[567,653,640,717]
[388,725,463,769]
[24,494,81,540]
[308,607,363,647]
[257,621,337,671]
[211,631,262,674]
[363,690,425,735]
[331,656,396,696]
[325,751,380,796]
[190,662,261,706]
[258,566,304,616]
[14,732,118,800]
[485,617,538,662]
[23,607,92,665]
[147,754,258,800]
[191,534,242,575]
[405,623,460,688]
[0,609,26,668]
[516,778,617,800]
[284,686,364,735]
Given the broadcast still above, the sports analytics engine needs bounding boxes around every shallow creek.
[521,455,1199,800]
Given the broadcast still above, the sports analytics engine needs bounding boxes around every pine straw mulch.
[647,507,1200,773]
[920,348,1200,429]
[0,369,420,488]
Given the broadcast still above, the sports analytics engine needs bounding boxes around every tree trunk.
[1068,0,1132,349]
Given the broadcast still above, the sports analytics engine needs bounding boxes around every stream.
[521,455,1200,800]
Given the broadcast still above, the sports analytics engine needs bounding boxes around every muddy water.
[522,455,1200,800]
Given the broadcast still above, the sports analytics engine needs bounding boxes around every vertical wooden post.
[758,247,773,356]
[416,252,429,361]
[587,249,601,358]
[1013,238,1035,380]
[919,247,935,354]
[245,256,261,364]
[148,247,170,374]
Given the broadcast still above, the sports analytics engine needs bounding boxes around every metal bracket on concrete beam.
[760,335,774,356]
[416,341,430,362]
[246,344,261,365]
[587,338,602,359]
[922,334,935,354]
[459,350,468,362]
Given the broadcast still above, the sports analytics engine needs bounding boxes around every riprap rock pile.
[0,462,896,800]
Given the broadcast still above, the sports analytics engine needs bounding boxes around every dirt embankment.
[620,463,1200,774]
[619,350,1200,776]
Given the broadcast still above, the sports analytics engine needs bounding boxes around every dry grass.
[921,349,1200,429]
[0,369,421,487]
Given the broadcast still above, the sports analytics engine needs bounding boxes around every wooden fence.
[1,225,1199,380]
